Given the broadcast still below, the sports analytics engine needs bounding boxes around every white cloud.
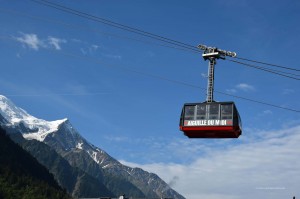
[121,125,300,199]
[236,83,255,91]
[15,33,66,51]
[263,110,273,114]
[71,39,101,55]
[80,48,88,55]
[91,44,99,50]
[15,33,44,50]
[105,135,129,142]
[201,73,207,78]
[102,53,122,59]
[70,38,121,59]
[48,36,66,50]
[71,38,83,43]
[226,83,255,94]
[226,88,237,93]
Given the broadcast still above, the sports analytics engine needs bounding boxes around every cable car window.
[196,104,206,119]
[208,104,220,119]
[184,106,195,120]
[221,104,233,119]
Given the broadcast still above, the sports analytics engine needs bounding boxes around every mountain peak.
[0,95,68,142]
[0,95,34,124]
[0,94,9,100]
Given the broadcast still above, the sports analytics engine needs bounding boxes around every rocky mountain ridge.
[0,95,185,199]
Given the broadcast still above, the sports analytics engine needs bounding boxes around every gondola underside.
[180,126,241,138]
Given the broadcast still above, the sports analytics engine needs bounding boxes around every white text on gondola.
[185,120,231,126]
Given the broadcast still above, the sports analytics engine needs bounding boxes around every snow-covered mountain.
[0,95,66,141]
[0,95,110,163]
[0,95,185,199]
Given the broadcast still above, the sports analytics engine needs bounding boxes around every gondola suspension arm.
[198,44,237,103]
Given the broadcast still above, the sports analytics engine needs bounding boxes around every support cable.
[234,56,300,72]
[227,59,300,80]
[30,0,201,53]
[29,0,300,76]
[0,34,299,113]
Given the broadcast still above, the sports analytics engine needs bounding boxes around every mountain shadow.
[0,126,71,199]
[8,132,115,198]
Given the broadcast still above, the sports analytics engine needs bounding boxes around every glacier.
[0,95,67,142]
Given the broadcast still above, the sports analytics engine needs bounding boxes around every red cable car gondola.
[179,44,242,138]
[179,101,242,138]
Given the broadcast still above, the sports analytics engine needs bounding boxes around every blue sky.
[1,0,300,198]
